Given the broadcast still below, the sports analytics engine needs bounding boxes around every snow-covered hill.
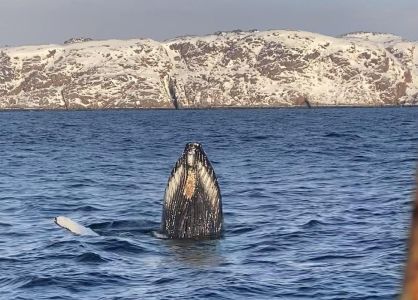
[0,30,417,109]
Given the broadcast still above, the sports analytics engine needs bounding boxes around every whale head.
[184,142,203,167]
[161,142,223,239]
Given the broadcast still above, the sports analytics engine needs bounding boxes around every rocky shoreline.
[1,104,417,113]
[1,30,417,109]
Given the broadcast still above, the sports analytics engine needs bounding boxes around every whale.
[54,143,223,240]
[54,216,98,236]
[160,142,223,239]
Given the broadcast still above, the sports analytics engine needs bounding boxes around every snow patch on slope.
[0,30,417,109]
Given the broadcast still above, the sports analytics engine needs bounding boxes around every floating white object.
[54,216,99,236]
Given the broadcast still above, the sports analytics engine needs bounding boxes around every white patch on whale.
[54,216,99,236]
[197,159,220,208]
[164,163,184,207]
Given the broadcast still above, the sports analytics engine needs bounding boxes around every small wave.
[63,178,98,189]
[0,276,22,289]
[100,238,147,254]
[65,183,94,189]
[89,221,115,230]
[75,252,108,263]
[60,123,78,128]
[221,281,275,298]
[300,219,328,229]
[18,274,108,290]
[230,226,255,235]
[90,219,146,229]
[0,222,12,227]
[153,277,177,285]
[19,276,57,289]
[194,290,227,299]
[0,257,19,263]
[352,155,370,162]
[120,137,134,143]
[74,205,102,212]
[400,157,418,163]
[324,132,361,139]
[254,245,277,253]
[90,219,159,236]
[240,135,274,142]
[308,254,364,262]
[250,135,273,140]
[44,240,82,249]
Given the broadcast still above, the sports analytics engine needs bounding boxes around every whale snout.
[185,142,202,152]
[184,143,204,167]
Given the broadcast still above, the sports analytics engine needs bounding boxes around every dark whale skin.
[161,143,223,239]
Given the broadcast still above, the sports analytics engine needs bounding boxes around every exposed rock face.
[64,37,93,45]
[0,30,417,109]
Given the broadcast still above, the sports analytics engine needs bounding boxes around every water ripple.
[0,108,416,299]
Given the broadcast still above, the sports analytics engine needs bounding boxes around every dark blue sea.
[0,108,417,299]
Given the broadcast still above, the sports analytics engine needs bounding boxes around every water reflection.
[163,239,225,267]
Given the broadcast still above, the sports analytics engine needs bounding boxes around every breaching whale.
[160,142,223,239]
[54,216,98,236]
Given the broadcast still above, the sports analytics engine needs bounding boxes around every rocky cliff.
[0,30,417,109]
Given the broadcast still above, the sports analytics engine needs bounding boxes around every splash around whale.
[54,142,223,240]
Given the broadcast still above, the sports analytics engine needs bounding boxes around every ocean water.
[0,107,417,299]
